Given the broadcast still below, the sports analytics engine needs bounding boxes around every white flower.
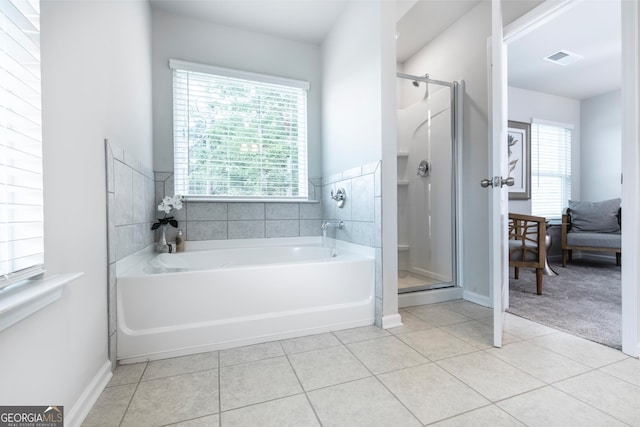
[157,194,183,215]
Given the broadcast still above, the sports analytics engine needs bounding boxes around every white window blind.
[530,121,572,220]
[171,60,309,200]
[0,0,44,290]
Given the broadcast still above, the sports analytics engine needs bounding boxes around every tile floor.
[83,301,640,427]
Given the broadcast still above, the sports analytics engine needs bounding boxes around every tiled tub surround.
[154,162,384,325]
[106,140,156,368]
[154,173,324,242]
[106,159,384,366]
[116,237,375,363]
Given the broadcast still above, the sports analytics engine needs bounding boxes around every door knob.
[480,178,493,188]
[501,177,515,187]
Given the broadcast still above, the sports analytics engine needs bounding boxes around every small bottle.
[175,229,185,252]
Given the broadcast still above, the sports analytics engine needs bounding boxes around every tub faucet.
[321,220,344,231]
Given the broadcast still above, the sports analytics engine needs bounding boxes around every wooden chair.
[508,213,546,295]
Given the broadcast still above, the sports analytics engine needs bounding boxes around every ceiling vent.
[544,50,583,66]
[543,50,583,66]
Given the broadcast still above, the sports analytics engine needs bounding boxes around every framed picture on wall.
[507,120,531,200]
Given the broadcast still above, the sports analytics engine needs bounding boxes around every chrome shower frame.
[396,72,463,292]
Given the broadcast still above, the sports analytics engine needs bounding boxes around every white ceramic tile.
[405,305,472,326]
[442,320,520,350]
[346,336,428,374]
[388,311,434,335]
[169,414,220,427]
[396,328,478,361]
[287,345,370,391]
[428,405,525,427]
[437,351,545,401]
[219,341,284,367]
[530,331,628,368]
[121,369,219,427]
[378,363,489,425]
[486,341,590,383]
[82,384,136,427]
[108,362,147,387]
[280,333,341,354]
[442,300,493,319]
[142,351,218,381]
[219,356,302,411]
[554,370,640,425]
[333,325,390,344]
[599,357,640,387]
[221,394,319,427]
[499,313,559,339]
[307,377,421,427]
[497,386,627,427]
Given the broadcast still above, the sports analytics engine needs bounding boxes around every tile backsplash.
[152,161,381,248]
[153,174,324,242]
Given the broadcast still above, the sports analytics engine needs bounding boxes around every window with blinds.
[0,0,44,291]
[530,121,572,220]
[170,60,309,200]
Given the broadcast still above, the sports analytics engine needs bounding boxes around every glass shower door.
[397,79,456,293]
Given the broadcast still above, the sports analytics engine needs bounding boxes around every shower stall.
[396,73,461,293]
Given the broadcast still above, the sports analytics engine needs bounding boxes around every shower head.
[412,80,420,87]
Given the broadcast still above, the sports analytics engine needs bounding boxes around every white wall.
[581,90,622,201]
[0,1,153,423]
[321,1,384,177]
[508,86,581,213]
[151,8,322,179]
[401,2,492,300]
[321,1,397,324]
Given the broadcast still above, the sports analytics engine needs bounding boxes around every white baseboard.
[382,313,403,329]
[66,360,112,427]
[463,290,491,307]
[398,287,463,308]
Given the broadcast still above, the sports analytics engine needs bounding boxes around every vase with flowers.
[152,194,183,252]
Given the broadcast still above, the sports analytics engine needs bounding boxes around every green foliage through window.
[172,61,309,199]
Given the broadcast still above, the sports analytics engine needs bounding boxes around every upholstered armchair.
[508,213,547,295]
[561,198,621,267]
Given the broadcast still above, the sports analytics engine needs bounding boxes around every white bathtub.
[116,237,375,363]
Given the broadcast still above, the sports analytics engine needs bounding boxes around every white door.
[488,0,509,347]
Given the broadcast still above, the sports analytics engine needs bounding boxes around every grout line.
[117,361,149,427]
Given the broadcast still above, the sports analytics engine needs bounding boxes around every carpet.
[507,258,622,349]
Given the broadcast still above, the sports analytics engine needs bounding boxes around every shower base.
[398,270,453,293]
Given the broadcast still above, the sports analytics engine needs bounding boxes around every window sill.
[183,197,319,204]
[0,272,84,333]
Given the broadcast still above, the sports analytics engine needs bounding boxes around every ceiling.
[149,0,621,101]
[508,0,621,100]
[149,0,348,44]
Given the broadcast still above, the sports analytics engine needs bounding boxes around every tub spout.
[321,220,344,231]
